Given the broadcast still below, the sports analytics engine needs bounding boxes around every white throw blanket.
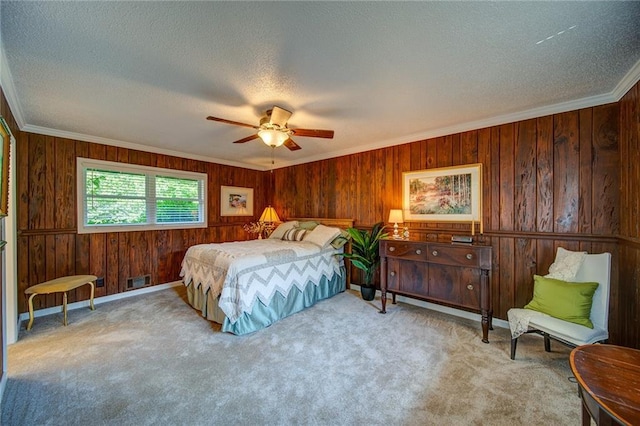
[507,308,537,339]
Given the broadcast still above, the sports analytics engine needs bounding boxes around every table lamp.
[259,206,281,237]
[388,209,404,239]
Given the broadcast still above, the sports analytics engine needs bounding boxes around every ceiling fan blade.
[207,116,259,129]
[232,134,260,144]
[269,106,292,127]
[284,138,302,151]
[290,128,334,139]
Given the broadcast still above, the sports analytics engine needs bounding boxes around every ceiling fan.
[206,106,334,151]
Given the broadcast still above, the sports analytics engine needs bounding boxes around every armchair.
[508,250,611,360]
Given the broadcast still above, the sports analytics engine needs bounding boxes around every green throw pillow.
[524,275,598,328]
[296,221,319,230]
[330,229,352,249]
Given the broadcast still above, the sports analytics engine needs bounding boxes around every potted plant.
[341,222,388,301]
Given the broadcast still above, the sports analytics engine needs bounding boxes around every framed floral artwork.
[402,163,482,224]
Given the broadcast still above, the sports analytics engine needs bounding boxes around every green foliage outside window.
[85,169,202,226]
[156,176,200,223]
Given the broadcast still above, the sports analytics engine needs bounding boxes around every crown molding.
[274,90,619,169]
[273,61,640,168]
[20,124,267,171]
[20,80,624,171]
[612,58,640,101]
[0,45,26,128]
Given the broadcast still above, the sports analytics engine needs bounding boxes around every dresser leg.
[481,310,489,343]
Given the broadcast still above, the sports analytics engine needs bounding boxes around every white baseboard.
[349,284,509,330]
[17,281,183,324]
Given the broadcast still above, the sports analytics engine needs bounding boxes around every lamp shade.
[388,209,404,224]
[258,129,288,147]
[259,206,280,223]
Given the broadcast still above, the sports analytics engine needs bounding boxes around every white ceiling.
[1,1,640,170]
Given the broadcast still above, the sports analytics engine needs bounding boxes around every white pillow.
[269,221,299,239]
[304,224,341,249]
[545,247,587,281]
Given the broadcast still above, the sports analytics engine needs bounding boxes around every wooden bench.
[25,275,97,330]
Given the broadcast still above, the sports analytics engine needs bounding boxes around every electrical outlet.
[96,277,105,288]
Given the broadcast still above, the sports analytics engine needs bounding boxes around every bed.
[180,218,354,334]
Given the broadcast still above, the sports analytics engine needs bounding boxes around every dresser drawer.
[427,245,484,268]
[382,241,429,262]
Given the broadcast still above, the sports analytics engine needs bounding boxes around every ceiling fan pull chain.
[271,146,275,172]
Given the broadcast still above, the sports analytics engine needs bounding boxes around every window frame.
[77,158,208,234]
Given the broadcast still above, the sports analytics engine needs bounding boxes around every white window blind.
[77,158,207,234]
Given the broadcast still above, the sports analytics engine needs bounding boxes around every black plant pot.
[360,286,376,301]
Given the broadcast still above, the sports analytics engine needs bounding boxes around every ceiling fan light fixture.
[258,129,288,147]
[207,105,334,151]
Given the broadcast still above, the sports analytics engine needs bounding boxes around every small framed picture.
[220,185,253,216]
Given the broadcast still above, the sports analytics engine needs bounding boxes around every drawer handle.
[467,284,474,290]
[466,253,473,260]
[432,250,438,256]
[390,271,396,277]
[415,249,422,255]
[389,247,396,252]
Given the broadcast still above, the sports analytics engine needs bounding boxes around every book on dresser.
[379,238,493,343]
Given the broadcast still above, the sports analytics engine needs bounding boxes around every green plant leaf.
[339,221,387,285]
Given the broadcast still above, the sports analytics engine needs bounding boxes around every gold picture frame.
[403,163,482,229]
[220,185,254,216]
[0,117,12,217]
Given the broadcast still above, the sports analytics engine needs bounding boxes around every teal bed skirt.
[186,266,346,335]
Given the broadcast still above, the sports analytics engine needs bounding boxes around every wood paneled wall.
[273,104,626,344]
[619,80,640,348]
[14,126,269,314]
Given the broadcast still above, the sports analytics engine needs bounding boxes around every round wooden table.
[570,344,640,426]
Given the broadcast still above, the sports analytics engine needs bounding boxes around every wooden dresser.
[379,239,493,343]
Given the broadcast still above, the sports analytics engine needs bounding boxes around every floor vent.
[126,274,151,290]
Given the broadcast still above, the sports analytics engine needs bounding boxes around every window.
[77,158,207,234]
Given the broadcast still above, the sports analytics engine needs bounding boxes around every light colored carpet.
[1,287,581,425]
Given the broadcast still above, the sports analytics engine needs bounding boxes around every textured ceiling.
[1,1,640,170]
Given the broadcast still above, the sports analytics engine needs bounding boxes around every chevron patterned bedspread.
[180,239,343,323]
